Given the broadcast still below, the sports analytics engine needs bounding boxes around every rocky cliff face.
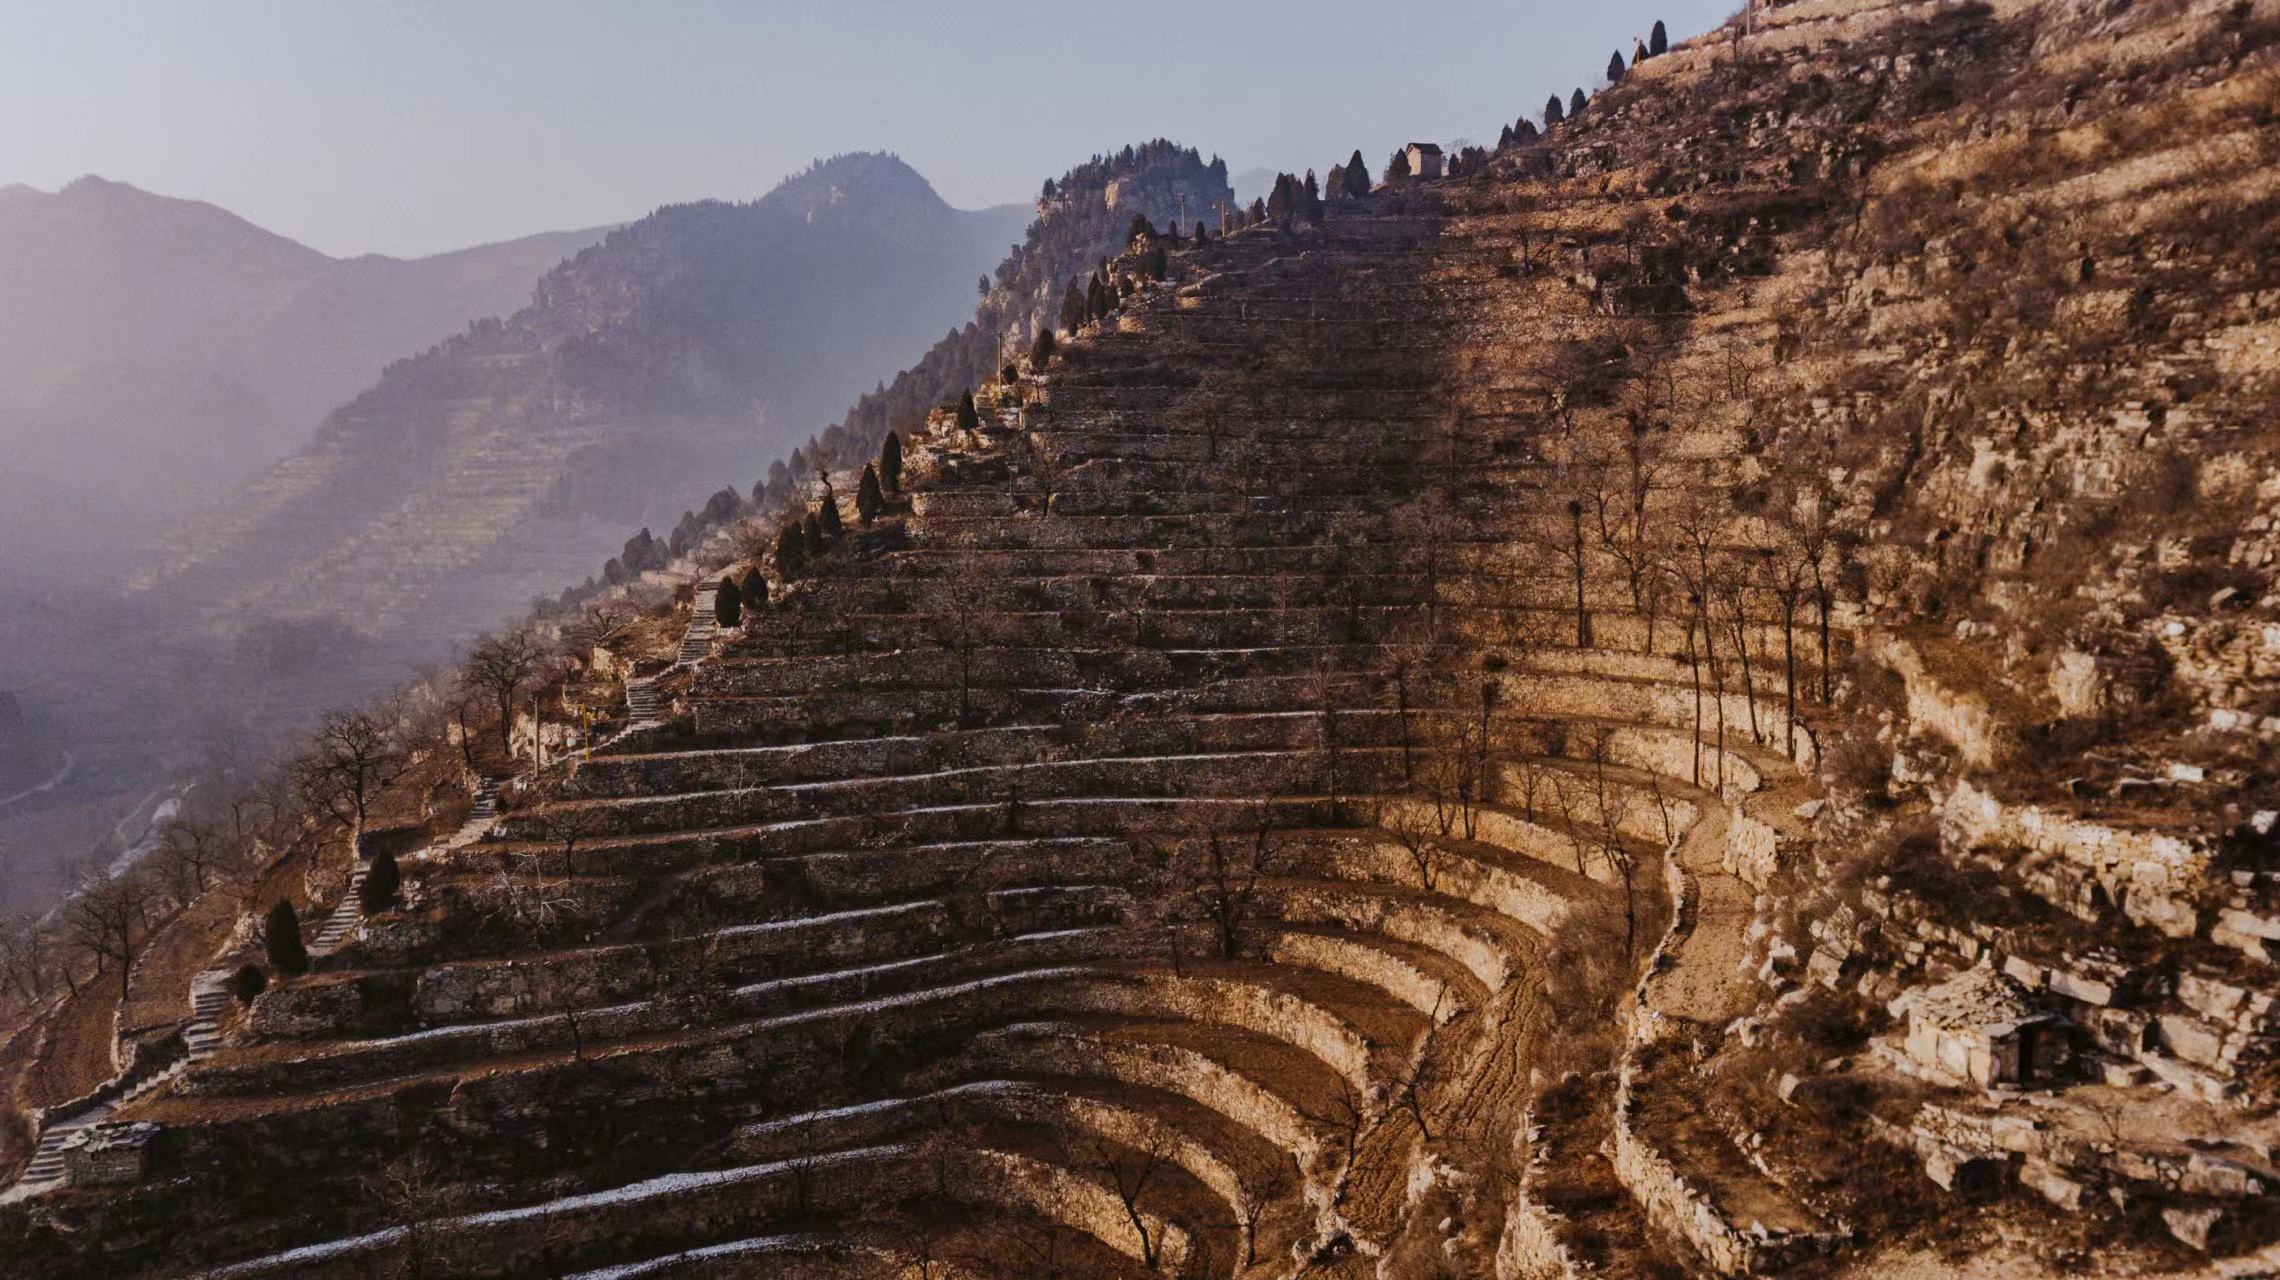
[7,2,2277,1277]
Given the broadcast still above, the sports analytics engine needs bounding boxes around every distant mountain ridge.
[0,176,607,577]
[134,153,1031,652]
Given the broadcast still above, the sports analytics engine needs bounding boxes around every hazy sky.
[0,1,1737,259]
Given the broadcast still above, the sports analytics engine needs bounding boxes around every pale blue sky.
[0,1,1738,258]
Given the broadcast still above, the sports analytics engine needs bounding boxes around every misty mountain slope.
[0,177,604,575]
[132,154,1031,645]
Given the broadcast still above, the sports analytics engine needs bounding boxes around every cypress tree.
[1571,87,1588,116]
[1634,37,1649,67]
[1326,163,1347,198]
[739,567,768,612]
[1650,19,1669,56]
[956,389,981,434]
[1546,94,1566,126]
[1301,172,1323,221]
[1086,272,1109,322]
[1194,220,1208,244]
[1126,213,1157,244]
[1608,50,1627,83]
[1386,150,1411,183]
[1344,150,1371,198]
[1165,221,1182,247]
[856,463,884,526]
[802,512,824,554]
[1060,276,1087,332]
[359,850,401,913]
[229,962,267,1004]
[776,522,806,575]
[817,496,843,541]
[264,901,308,976]
[714,576,742,627]
[878,431,903,493]
[1248,196,1266,223]
[1031,327,1058,366]
[1266,174,1293,223]
[1499,124,1515,149]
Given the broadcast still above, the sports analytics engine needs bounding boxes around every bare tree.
[1578,728,1643,959]
[1301,1076,1375,1208]
[1082,1132,1177,1269]
[1593,415,1668,648]
[1382,797,1453,894]
[0,915,59,1006]
[464,629,549,756]
[369,1149,465,1280]
[62,868,161,1000]
[563,601,636,653]
[1719,553,1763,745]
[916,554,997,729]
[1174,806,1280,963]
[1760,540,1812,757]
[292,704,409,841]
[526,803,612,881]
[153,816,236,903]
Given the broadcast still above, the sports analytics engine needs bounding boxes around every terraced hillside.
[5,1,2277,1276]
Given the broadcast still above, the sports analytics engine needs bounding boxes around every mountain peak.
[59,174,139,199]
[761,151,947,220]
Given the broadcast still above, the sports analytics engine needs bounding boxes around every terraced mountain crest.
[5,1,2278,1276]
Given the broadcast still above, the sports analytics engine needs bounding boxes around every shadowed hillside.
[5,3,2278,1277]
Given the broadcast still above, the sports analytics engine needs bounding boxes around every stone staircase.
[676,583,720,667]
[624,676,662,725]
[308,865,369,955]
[182,969,233,1060]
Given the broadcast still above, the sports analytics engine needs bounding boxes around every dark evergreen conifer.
[956,389,981,434]
[359,851,401,913]
[740,568,767,612]
[856,463,883,526]
[878,431,903,493]
[264,901,308,976]
[1608,50,1626,83]
[776,522,806,575]
[229,962,267,1004]
[714,576,742,626]
[1650,19,1669,55]
[802,511,824,553]
[1343,151,1370,197]
[1031,327,1058,365]
[1126,213,1157,244]
[1194,221,1208,244]
[1060,276,1087,332]
[1571,87,1588,115]
[1546,94,1566,125]
[1248,196,1266,223]
[1386,150,1411,183]
[817,495,843,540]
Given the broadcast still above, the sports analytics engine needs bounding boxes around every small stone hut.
[1405,143,1445,180]
[63,1121,159,1188]
[1896,965,2068,1090]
